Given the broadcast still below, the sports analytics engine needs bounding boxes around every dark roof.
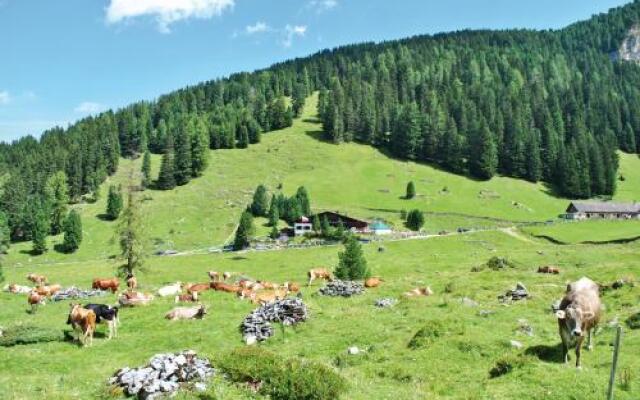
[567,201,640,214]
[313,211,369,228]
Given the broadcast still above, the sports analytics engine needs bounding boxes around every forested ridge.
[2,1,640,243]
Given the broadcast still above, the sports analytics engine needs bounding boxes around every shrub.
[0,325,64,347]
[334,235,370,280]
[405,209,425,231]
[485,256,517,271]
[626,313,640,330]
[408,320,465,349]
[489,355,528,378]
[217,347,347,400]
[405,181,416,199]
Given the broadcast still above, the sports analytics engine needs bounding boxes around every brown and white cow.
[34,284,61,297]
[126,275,137,291]
[165,304,207,320]
[403,287,433,297]
[27,291,45,313]
[67,304,97,347]
[250,289,289,305]
[556,277,602,368]
[5,284,33,294]
[210,281,241,293]
[307,268,333,286]
[118,291,154,307]
[538,266,560,274]
[92,277,119,293]
[283,281,300,293]
[175,292,199,303]
[364,277,383,288]
[26,273,47,286]
[207,271,220,282]
[187,283,211,293]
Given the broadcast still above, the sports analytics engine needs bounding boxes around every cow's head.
[556,307,590,337]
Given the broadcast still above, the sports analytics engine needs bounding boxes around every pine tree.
[174,127,192,186]
[191,117,210,177]
[44,171,69,235]
[106,185,123,220]
[292,83,307,117]
[141,149,152,188]
[334,235,370,280]
[233,210,254,251]
[295,186,311,216]
[237,125,249,149]
[268,196,280,227]
[469,125,498,180]
[250,185,270,217]
[157,134,176,190]
[31,201,49,255]
[62,210,82,253]
[406,209,425,231]
[269,224,280,240]
[0,211,10,254]
[312,214,321,233]
[284,197,303,224]
[405,181,416,199]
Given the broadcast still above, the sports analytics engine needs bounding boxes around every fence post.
[607,326,623,400]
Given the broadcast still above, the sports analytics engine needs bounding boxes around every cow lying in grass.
[404,287,433,297]
[364,277,383,288]
[118,291,154,306]
[165,305,207,320]
[34,284,61,297]
[67,304,96,347]
[4,284,33,294]
[83,304,119,339]
[556,277,602,368]
[538,266,560,274]
[175,292,198,303]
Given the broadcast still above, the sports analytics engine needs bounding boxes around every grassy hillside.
[523,220,640,244]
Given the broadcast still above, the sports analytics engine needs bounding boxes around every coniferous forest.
[3,1,640,242]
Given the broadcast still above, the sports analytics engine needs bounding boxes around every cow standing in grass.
[67,304,97,347]
[307,268,333,286]
[92,278,119,293]
[556,277,602,368]
[83,304,119,339]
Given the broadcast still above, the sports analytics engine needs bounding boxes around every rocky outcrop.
[617,25,640,62]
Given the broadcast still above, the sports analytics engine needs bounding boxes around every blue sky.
[0,0,631,142]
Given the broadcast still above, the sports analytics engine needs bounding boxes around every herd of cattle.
[3,265,608,368]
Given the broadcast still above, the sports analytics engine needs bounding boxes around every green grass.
[2,95,640,399]
[523,220,640,244]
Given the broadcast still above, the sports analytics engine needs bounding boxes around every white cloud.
[106,0,235,33]
[0,91,10,105]
[75,102,105,114]
[283,24,307,47]
[245,21,269,35]
[309,0,337,12]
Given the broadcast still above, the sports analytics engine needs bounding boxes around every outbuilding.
[370,221,392,235]
[565,201,640,220]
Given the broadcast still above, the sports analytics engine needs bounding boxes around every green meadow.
[1,95,640,399]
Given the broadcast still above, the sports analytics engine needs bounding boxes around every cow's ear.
[555,310,566,319]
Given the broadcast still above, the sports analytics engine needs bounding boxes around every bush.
[0,325,65,347]
[408,320,465,349]
[626,313,640,330]
[489,355,528,378]
[485,256,517,271]
[405,209,425,231]
[405,181,416,199]
[218,347,347,400]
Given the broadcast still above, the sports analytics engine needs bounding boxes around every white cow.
[157,282,182,297]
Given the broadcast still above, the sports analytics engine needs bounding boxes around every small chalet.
[565,201,640,220]
[293,216,313,236]
[313,211,369,232]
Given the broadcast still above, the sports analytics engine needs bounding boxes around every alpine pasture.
[1,97,640,399]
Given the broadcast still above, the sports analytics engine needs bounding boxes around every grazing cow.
[364,277,383,288]
[26,273,47,286]
[223,272,233,281]
[92,278,119,293]
[34,284,61,297]
[307,268,333,286]
[27,291,45,313]
[175,292,199,303]
[5,284,33,294]
[126,275,137,291]
[208,271,220,282]
[210,281,241,293]
[67,304,96,347]
[250,289,288,305]
[118,291,154,307]
[186,283,210,293]
[556,277,602,368]
[283,282,300,293]
[82,304,119,339]
[403,287,434,297]
[538,266,560,274]
[157,282,182,297]
[165,305,207,320]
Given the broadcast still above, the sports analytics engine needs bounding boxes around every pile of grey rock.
[52,287,107,302]
[241,298,308,344]
[374,298,397,308]
[498,282,529,303]
[108,350,214,399]
[319,280,364,297]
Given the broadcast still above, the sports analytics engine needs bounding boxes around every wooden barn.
[565,201,640,220]
[313,211,369,232]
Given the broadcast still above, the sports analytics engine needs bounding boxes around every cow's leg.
[575,337,584,369]
[561,341,569,364]
[587,329,593,351]
[307,276,313,286]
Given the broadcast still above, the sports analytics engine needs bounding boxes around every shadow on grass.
[524,343,564,363]
[96,213,115,222]
[231,256,249,261]
[19,249,44,256]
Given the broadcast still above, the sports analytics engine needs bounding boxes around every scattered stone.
[374,298,397,308]
[461,297,479,307]
[498,282,529,303]
[51,287,107,302]
[109,350,214,399]
[319,280,364,297]
[347,346,361,355]
[510,340,523,349]
[240,298,308,343]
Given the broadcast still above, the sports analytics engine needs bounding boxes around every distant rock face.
[618,26,640,62]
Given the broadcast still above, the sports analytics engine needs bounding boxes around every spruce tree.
[141,149,152,188]
[237,125,249,149]
[233,210,254,251]
[191,117,210,177]
[31,202,49,255]
[269,224,280,240]
[174,127,192,186]
[44,171,69,235]
[469,125,498,180]
[320,215,331,238]
[106,185,123,220]
[268,196,280,227]
[0,211,9,254]
[406,209,425,231]
[250,185,269,217]
[295,186,311,216]
[62,210,82,253]
[406,181,416,199]
[157,134,176,190]
[334,235,370,280]
[312,214,321,233]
